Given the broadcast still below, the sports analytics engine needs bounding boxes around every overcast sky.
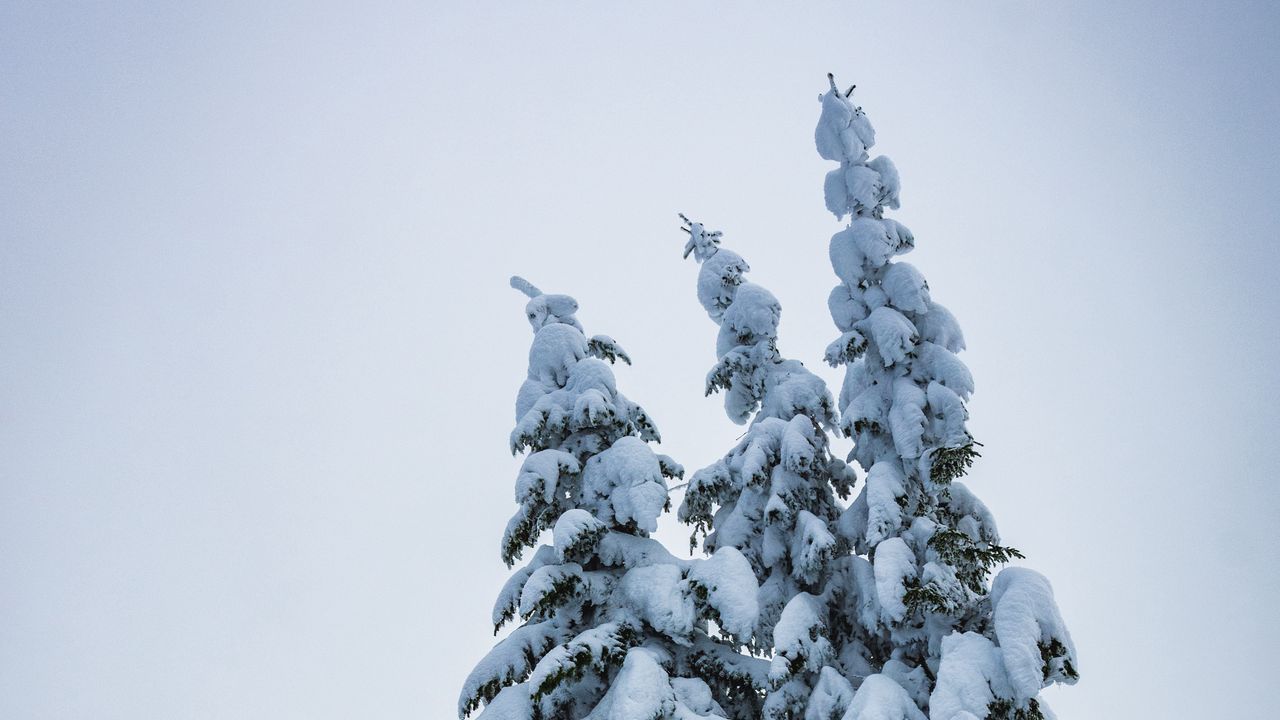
[3,2,1279,718]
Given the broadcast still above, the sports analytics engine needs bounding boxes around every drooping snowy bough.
[459,279,764,720]
[814,74,1078,718]
[677,217,867,719]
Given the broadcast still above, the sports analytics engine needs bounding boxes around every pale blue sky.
[3,2,1278,718]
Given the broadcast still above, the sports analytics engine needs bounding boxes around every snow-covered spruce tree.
[458,278,764,720]
[813,74,1078,718]
[676,217,871,720]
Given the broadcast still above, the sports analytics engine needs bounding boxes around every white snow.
[844,382,889,437]
[619,564,695,642]
[526,322,589,386]
[880,658,928,707]
[823,168,850,218]
[911,303,965,353]
[761,360,838,426]
[990,567,1078,698]
[697,247,750,320]
[552,509,606,560]
[867,156,901,210]
[842,165,884,216]
[856,307,918,367]
[850,218,905,269]
[828,282,869,331]
[925,381,969,449]
[928,632,1012,720]
[518,563,583,617]
[830,228,868,286]
[567,356,619,398]
[586,334,631,365]
[910,342,973,399]
[719,282,781,350]
[888,379,927,460]
[843,555,882,634]
[525,293,583,331]
[881,262,929,315]
[770,593,834,680]
[511,276,584,331]
[515,377,553,422]
[837,359,873,418]
[734,422,781,484]
[815,85,862,163]
[596,531,684,571]
[824,329,869,367]
[872,537,916,624]
[842,674,926,720]
[528,622,628,701]
[492,545,557,628]
[805,666,854,720]
[688,547,759,639]
[682,219,724,262]
[864,461,906,548]
[781,416,818,472]
[476,683,533,720]
[515,450,579,505]
[848,105,876,149]
[583,647,677,720]
[790,510,836,584]
[582,436,668,533]
[917,561,969,614]
[672,677,729,719]
[461,621,560,717]
[942,483,999,544]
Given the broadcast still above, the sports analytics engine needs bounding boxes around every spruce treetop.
[677,214,861,719]
[815,75,1077,719]
[460,279,765,720]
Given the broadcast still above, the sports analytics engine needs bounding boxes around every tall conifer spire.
[677,213,861,719]
[460,281,762,720]
[816,75,1078,718]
